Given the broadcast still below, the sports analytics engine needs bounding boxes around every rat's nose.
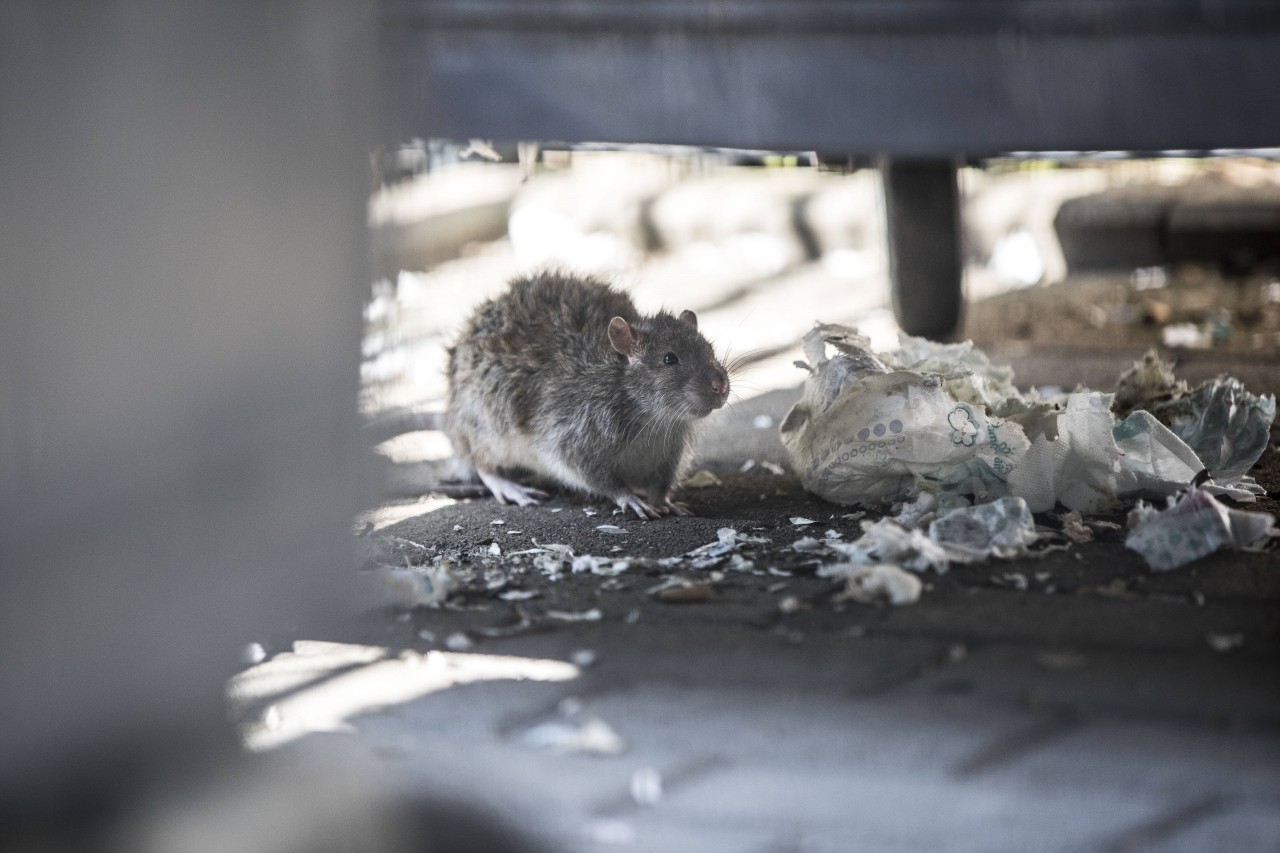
[710,371,729,398]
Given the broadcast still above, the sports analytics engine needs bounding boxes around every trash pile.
[781,325,1277,573]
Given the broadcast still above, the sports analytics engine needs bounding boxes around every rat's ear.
[608,316,638,361]
[678,309,698,330]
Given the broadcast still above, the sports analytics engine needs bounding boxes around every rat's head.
[608,309,729,420]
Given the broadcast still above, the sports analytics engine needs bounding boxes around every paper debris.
[823,563,923,605]
[741,459,757,472]
[790,517,818,526]
[760,461,786,475]
[498,589,539,601]
[596,524,627,534]
[488,542,502,557]
[1125,488,1277,571]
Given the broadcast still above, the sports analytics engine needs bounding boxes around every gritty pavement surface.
[257,370,1280,853]
[240,161,1280,852]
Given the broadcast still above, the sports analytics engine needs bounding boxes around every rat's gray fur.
[446,271,730,517]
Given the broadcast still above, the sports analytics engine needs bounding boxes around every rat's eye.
[663,352,680,365]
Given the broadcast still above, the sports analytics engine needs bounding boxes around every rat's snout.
[709,368,730,403]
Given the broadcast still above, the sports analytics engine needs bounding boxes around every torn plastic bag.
[781,325,1029,506]
[1151,377,1275,499]
[1114,351,1275,500]
[1125,488,1277,571]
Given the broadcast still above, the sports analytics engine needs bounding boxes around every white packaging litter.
[928,497,1040,562]
[781,328,1275,518]
[1125,488,1277,571]
[781,325,1029,507]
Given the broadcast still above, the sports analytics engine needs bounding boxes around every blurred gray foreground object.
[0,3,547,851]
[379,0,1280,338]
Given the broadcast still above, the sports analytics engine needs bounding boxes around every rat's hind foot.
[615,493,662,520]
[477,469,549,507]
[662,500,695,517]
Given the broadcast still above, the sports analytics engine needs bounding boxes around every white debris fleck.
[571,554,630,576]
[444,632,474,651]
[1060,510,1094,543]
[778,595,804,614]
[824,563,923,606]
[790,536,826,553]
[498,589,539,601]
[521,717,626,755]
[790,517,818,526]
[416,628,435,642]
[583,508,599,517]
[824,529,842,539]
[241,642,267,666]
[596,524,628,534]
[1206,632,1244,653]
[488,542,502,557]
[368,562,455,609]
[995,572,1029,591]
[767,567,792,577]
[740,459,757,472]
[571,649,598,667]
[546,608,604,622]
[760,460,786,475]
[550,508,564,513]
[452,524,463,531]
[630,767,664,806]
[490,519,505,526]
[586,819,637,845]
[683,469,723,488]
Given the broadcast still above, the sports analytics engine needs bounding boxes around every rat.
[445,271,730,519]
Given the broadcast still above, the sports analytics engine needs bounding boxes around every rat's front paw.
[615,493,662,520]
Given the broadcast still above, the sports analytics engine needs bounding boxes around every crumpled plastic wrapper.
[1125,488,1277,571]
[928,497,1040,562]
[1115,351,1275,500]
[781,326,1029,506]
[821,496,1039,575]
[827,518,952,573]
